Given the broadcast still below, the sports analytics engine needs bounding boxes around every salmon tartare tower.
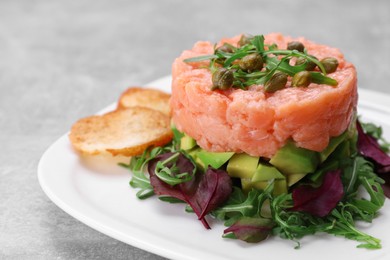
[170,33,357,158]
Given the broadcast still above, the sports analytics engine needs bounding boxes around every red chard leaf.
[148,153,232,229]
[357,120,390,198]
[291,170,344,217]
[190,167,233,219]
[223,217,274,243]
[357,120,390,173]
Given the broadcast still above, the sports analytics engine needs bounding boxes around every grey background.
[1,0,389,259]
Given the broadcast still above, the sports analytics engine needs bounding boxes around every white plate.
[38,76,390,260]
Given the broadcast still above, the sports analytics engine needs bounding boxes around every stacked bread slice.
[69,87,172,157]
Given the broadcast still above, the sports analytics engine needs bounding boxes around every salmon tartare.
[171,33,357,158]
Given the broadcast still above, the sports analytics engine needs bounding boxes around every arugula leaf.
[252,35,265,53]
[119,149,155,199]
[310,72,338,86]
[121,143,178,199]
[183,54,218,63]
[328,205,381,249]
[271,194,329,246]
[212,189,262,220]
[129,170,154,199]
[154,152,196,186]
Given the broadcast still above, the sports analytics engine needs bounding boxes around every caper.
[264,72,288,93]
[216,43,234,53]
[292,71,312,87]
[212,68,234,90]
[214,44,234,64]
[239,53,264,73]
[287,41,305,52]
[238,33,254,47]
[295,56,317,71]
[320,57,339,73]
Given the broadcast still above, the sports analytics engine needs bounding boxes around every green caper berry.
[216,43,234,53]
[287,41,305,52]
[212,68,234,90]
[295,56,317,71]
[238,33,254,46]
[292,71,312,87]
[214,44,234,64]
[239,53,264,73]
[320,57,339,73]
[214,58,225,65]
[264,72,288,93]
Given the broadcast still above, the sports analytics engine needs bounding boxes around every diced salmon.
[170,33,357,158]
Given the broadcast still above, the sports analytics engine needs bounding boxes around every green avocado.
[286,173,307,186]
[269,141,319,176]
[196,150,235,169]
[241,178,287,195]
[251,162,285,182]
[226,153,259,179]
[180,134,197,151]
[273,178,288,195]
[250,162,288,194]
[319,131,347,162]
[187,148,205,171]
[328,140,351,161]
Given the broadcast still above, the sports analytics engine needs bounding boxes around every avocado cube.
[287,173,306,186]
[269,141,319,176]
[227,153,259,179]
[274,179,288,195]
[241,178,259,193]
[319,131,347,162]
[252,163,285,182]
[241,179,287,195]
[180,134,197,150]
[187,148,205,171]
[197,150,234,169]
[328,140,350,161]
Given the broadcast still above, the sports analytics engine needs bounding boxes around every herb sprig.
[184,34,338,92]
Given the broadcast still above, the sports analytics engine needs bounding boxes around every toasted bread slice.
[117,87,171,115]
[69,107,172,156]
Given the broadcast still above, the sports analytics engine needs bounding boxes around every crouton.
[69,107,172,156]
[117,87,171,116]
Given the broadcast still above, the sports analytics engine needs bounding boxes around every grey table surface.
[1,0,389,259]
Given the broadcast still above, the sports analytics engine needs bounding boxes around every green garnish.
[154,152,196,186]
[184,34,339,92]
[122,120,388,249]
[119,137,180,199]
[213,155,384,249]
[119,148,155,199]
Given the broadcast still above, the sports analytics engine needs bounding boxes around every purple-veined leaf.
[357,120,390,198]
[223,217,274,243]
[291,170,344,217]
[357,120,390,173]
[148,153,232,229]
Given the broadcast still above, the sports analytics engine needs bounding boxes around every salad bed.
[120,119,390,249]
